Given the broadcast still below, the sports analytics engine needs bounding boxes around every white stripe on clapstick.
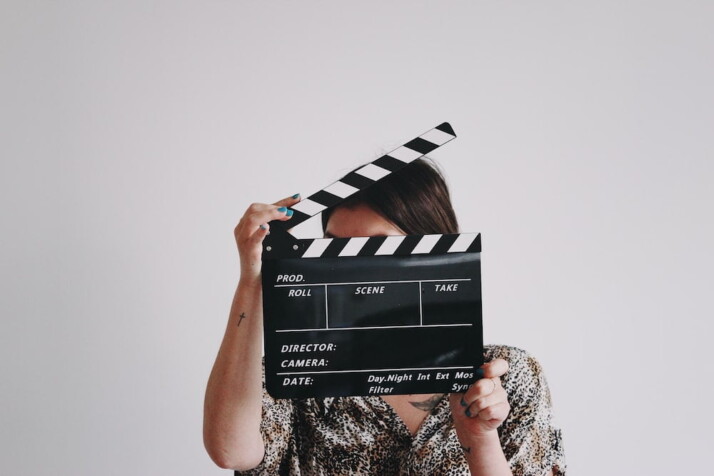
[375,235,406,255]
[292,198,327,216]
[303,238,333,258]
[448,233,477,253]
[411,234,442,254]
[420,128,454,146]
[324,181,359,199]
[388,146,424,163]
[355,163,391,181]
[338,236,369,256]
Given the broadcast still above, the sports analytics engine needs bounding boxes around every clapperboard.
[261,123,483,399]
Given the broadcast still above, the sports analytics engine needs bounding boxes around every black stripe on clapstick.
[466,234,482,253]
[340,171,374,190]
[436,122,456,135]
[291,209,311,223]
[309,190,343,209]
[404,137,439,155]
[373,155,407,172]
[278,208,312,230]
[321,238,349,258]
[357,235,387,256]
[394,234,422,255]
[297,238,315,254]
[430,234,460,254]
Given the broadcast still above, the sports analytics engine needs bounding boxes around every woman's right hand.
[234,194,301,285]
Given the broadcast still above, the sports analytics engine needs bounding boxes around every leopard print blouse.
[235,344,566,475]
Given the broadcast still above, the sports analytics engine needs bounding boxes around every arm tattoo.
[409,393,445,412]
[461,444,471,454]
[237,312,247,327]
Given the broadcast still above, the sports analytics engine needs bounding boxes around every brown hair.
[321,157,459,235]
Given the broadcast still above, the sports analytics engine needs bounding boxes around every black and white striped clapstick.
[286,122,456,229]
[263,122,480,258]
[296,232,481,259]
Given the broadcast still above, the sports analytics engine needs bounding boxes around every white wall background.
[2,1,712,474]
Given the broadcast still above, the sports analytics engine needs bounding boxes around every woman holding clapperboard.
[204,158,566,475]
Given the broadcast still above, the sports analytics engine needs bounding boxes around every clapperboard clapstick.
[262,123,483,398]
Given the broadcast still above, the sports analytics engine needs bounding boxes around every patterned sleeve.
[234,360,295,476]
[491,346,567,476]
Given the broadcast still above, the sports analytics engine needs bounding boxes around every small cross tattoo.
[237,312,246,327]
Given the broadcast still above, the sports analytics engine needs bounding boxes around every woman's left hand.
[449,358,511,441]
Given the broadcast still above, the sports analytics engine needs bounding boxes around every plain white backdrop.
[2,1,713,475]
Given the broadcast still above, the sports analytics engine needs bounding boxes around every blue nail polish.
[277,206,287,212]
[286,209,294,217]
[465,407,472,417]
[259,224,267,230]
[460,397,467,407]
[292,193,300,199]
[475,368,485,379]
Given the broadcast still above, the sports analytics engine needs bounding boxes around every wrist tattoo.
[237,312,247,327]
[409,394,445,412]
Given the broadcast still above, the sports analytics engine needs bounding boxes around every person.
[204,158,567,475]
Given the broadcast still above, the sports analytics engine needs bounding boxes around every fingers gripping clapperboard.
[262,123,483,399]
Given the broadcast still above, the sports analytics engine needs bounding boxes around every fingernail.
[475,368,485,379]
[286,209,294,217]
[460,397,468,407]
[292,193,300,199]
[277,206,287,213]
[259,224,267,230]
[465,407,472,417]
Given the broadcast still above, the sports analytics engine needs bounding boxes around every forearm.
[203,278,265,469]
[461,431,513,476]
